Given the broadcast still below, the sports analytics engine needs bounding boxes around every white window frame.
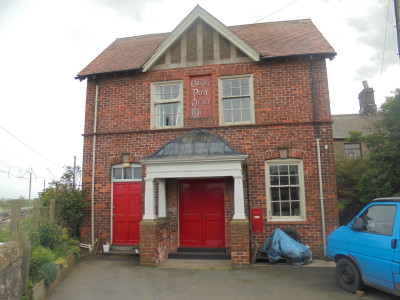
[218,74,255,125]
[112,163,142,182]
[265,159,306,222]
[150,80,183,129]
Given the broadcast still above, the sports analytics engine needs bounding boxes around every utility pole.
[395,0,400,60]
[73,156,76,190]
[21,167,37,203]
[29,172,32,202]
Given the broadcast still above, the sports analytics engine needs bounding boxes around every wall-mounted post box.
[251,208,264,233]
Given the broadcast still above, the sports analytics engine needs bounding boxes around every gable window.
[345,143,361,159]
[151,81,183,129]
[219,75,254,125]
[265,159,306,221]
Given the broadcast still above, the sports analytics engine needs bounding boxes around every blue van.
[326,197,400,296]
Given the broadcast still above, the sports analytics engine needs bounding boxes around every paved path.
[47,255,396,300]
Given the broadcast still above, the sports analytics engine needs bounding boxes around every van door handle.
[391,239,396,249]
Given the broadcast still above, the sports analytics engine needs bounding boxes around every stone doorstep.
[159,259,231,270]
[101,245,140,256]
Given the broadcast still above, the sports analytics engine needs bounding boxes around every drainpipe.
[245,164,252,264]
[310,56,327,256]
[91,76,99,247]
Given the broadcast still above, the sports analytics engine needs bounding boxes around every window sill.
[152,125,183,130]
[220,121,255,126]
[267,219,305,224]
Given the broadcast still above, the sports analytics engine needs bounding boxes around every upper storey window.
[219,75,255,125]
[151,81,183,129]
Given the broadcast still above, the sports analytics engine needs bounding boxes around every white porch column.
[233,175,246,219]
[143,177,156,220]
[158,179,167,218]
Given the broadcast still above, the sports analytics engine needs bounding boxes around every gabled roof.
[142,5,260,72]
[77,7,336,79]
[332,114,376,139]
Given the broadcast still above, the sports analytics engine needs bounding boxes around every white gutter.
[91,81,99,247]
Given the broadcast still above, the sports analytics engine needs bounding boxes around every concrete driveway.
[47,255,396,300]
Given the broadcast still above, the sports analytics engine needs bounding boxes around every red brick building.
[77,6,338,268]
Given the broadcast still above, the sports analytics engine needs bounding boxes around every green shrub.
[39,166,88,237]
[41,262,58,284]
[56,227,80,258]
[30,230,40,249]
[30,246,57,283]
[38,222,60,250]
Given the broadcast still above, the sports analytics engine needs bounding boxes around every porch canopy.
[139,129,248,220]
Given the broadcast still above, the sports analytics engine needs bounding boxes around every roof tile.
[77,19,335,78]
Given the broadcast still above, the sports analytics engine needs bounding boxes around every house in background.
[76,6,338,268]
[332,81,377,161]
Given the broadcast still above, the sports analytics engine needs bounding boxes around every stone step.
[110,245,139,252]
[101,245,139,256]
[102,250,139,256]
[169,249,230,260]
[177,247,227,253]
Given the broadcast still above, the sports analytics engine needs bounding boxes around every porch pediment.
[140,129,247,220]
[141,129,246,161]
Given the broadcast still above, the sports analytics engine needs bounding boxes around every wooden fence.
[0,198,56,299]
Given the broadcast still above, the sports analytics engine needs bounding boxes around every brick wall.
[140,219,170,266]
[80,58,338,258]
[230,220,250,268]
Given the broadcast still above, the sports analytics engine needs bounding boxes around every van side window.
[359,205,396,236]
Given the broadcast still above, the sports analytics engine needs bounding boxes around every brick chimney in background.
[358,80,377,116]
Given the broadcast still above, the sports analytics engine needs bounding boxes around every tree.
[40,166,87,237]
[359,89,400,202]
[335,158,370,224]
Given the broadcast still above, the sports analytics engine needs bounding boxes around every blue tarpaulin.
[261,228,312,265]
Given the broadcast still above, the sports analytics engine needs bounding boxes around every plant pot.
[103,244,110,253]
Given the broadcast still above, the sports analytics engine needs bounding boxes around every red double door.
[179,179,225,248]
[113,182,142,245]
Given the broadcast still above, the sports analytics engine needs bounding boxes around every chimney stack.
[358,80,377,116]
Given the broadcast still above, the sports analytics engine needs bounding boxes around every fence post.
[10,199,22,241]
[21,231,31,295]
[49,198,56,224]
[33,198,40,229]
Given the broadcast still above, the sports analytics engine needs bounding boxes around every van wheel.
[336,258,363,293]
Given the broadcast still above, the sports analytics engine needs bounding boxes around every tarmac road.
[46,255,397,300]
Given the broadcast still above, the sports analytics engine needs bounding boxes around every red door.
[113,182,142,245]
[179,179,225,248]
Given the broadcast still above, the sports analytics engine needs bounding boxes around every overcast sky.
[0,0,399,199]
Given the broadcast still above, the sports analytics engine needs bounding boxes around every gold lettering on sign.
[190,76,212,118]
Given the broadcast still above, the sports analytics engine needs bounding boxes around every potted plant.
[103,242,110,253]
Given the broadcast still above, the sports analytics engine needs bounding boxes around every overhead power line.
[254,0,299,23]
[381,0,391,77]
[0,123,62,168]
